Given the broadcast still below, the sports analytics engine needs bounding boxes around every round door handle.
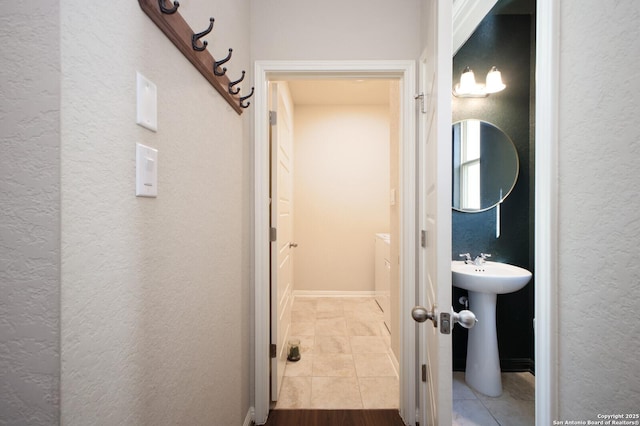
[453,309,477,329]
[412,305,436,327]
[289,242,298,248]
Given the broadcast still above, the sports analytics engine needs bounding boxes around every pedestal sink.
[452,260,532,397]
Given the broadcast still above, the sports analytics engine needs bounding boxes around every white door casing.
[253,61,416,425]
[269,82,295,401]
[417,0,453,425]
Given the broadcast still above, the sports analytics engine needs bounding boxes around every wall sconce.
[453,66,506,97]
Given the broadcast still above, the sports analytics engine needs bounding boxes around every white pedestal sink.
[452,260,532,397]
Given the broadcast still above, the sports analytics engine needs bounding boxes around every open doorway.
[271,78,400,410]
[253,61,418,425]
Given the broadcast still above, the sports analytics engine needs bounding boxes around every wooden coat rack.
[138,0,253,114]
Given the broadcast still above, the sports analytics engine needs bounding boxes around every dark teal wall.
[452,14,535,372]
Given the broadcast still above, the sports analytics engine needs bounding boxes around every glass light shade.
[457,67,478,94]
[485,66,506,93]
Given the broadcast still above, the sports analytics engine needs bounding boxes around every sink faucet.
[474,253,491,265]
[459,253,491,265]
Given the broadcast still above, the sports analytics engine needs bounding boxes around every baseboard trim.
[244,406,254,426]
[293,290,376,298]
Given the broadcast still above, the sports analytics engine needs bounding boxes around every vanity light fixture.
[453,66,506,97]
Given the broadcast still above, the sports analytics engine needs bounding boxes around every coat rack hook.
[228,71,246,95]
[239,87,254,108]
[158,0,179,14]
[213,48,233,76]
[192,18,215,51]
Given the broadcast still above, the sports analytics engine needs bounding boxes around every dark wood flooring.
[260,409,406,426]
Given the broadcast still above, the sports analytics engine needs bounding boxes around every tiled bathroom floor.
[453,371,535,425]
[276,296,535,425]
[275,296,398,409]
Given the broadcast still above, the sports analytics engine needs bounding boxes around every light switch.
[136,143,158,197]
[136,72,158,132]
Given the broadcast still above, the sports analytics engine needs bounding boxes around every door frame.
[253,60,416,425]
[534,0,560,423]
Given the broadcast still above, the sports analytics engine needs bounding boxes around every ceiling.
[286,79,391,106]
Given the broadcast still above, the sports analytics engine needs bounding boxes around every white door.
[416,0,453,424]
[270,81,295,401]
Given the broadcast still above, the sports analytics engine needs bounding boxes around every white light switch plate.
[136,72,158,132]
[136,143,158,197]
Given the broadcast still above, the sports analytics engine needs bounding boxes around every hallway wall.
[250,0,421,60]
[556,0,640,418]
[0,2,61,423]
[59,0,252,424]
[293,105,390,293]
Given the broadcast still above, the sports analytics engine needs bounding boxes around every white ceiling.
[286,79,391,106]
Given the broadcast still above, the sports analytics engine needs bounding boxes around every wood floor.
[261,409,406,426]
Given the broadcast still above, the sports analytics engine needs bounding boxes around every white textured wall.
[0,2,61,424]
[250,0,421,60]
[60,0,252,424]
[293,105,390,292]
[557,0,640,417]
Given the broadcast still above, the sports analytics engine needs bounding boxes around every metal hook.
[213,48,232,76]
[158,0,179,14]
[192,18,214,51]
[239,87,254,108]
[228,71,245,95]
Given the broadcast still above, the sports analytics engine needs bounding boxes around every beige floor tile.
[316,298,343,312]
[350,336,389,353]
[316,309,344,320]
[284,354,313,377]
[315,318,348,336]
[347,319,382,336]
[310,377,363,409]
[359,377,399,409]
[275,376,312,409]
[315,335,351,354]
[312,353,356,377]
[290,321,315,336]
[292,309,315,322]
[292,298,317,312]
[353,353,396,377]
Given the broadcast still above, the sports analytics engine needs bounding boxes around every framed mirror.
[452,119,519,212]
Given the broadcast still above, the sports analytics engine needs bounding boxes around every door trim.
[535,0,560,422]
[253,60,416,425]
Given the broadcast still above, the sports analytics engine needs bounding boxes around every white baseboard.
[243,406,254,426]
[293,290,376,298]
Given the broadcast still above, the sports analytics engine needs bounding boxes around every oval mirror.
[452,119,519,212]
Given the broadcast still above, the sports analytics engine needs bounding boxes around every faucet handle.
[459,253,472,263]
[480,253,492,260]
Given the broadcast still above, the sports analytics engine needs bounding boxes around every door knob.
[412,305,437,327]
[452,309,477,329]
[289,242,298,248]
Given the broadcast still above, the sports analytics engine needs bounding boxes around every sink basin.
[451,260,532,294]
[451,260,532,397]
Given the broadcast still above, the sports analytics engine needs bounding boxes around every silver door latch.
[412,305,477,334]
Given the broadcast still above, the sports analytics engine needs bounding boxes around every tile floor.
[276,295,535,425]
[453,371,535,426]
[275,296,398,409]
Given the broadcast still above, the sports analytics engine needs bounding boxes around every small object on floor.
[287,339,301,362]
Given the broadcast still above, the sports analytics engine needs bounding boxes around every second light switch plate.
[136,143,158,198]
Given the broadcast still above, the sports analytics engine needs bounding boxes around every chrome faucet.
[459,253,491,266]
